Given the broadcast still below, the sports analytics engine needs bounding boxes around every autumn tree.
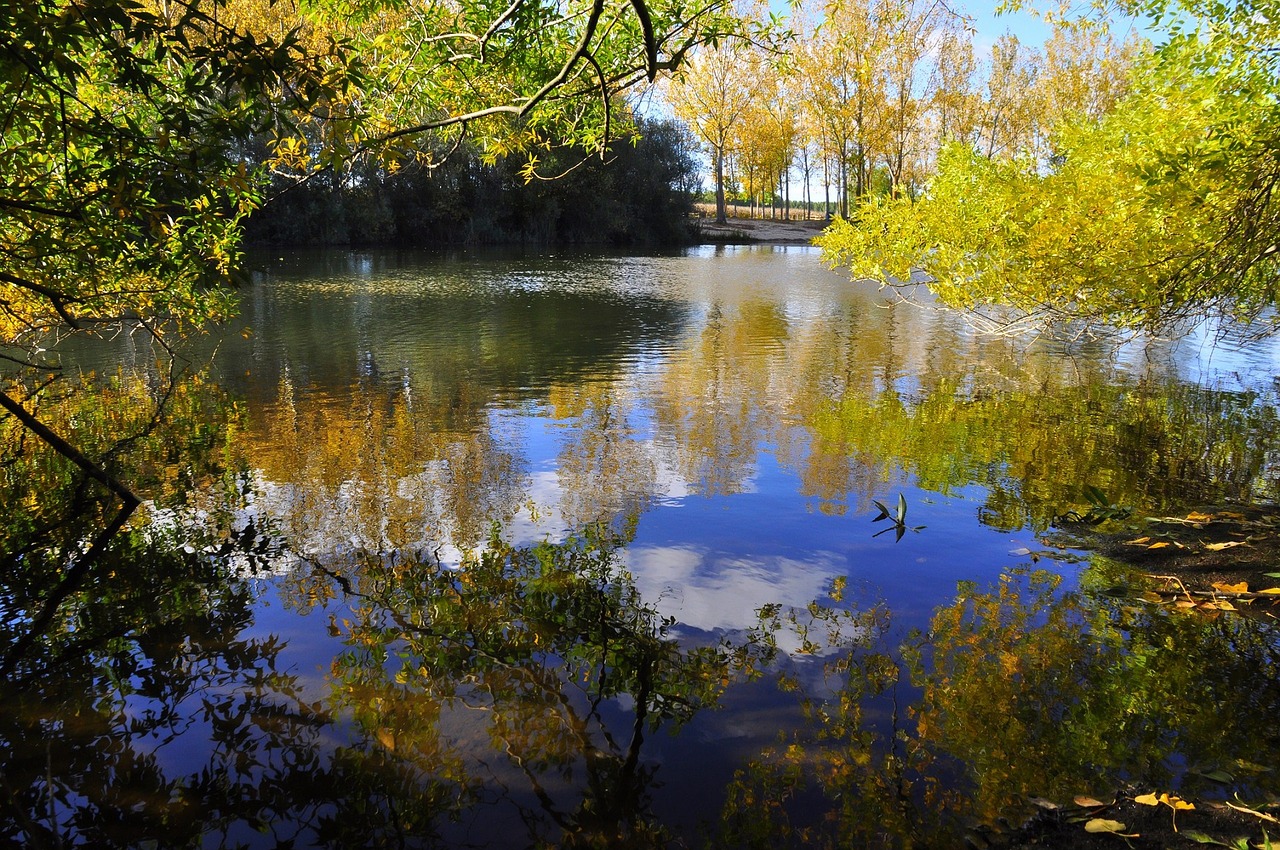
[976,34,1041,158]
[930,28,982,147]
[879,0,955,194]
[820,0,1280,336]
[667,40,768,222]
[795,0,889,215]
[1034,19,1142,127]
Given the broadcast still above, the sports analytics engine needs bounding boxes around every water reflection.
[6,247,1280,847]
[724,566,1280,848]
[209,249,1280,559]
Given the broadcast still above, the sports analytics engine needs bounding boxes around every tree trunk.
[714,144,728,224]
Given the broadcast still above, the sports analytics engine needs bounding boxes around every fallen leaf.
[1148,541,1171,549]
[1134,793,1160,806]
[1212,581,1249,593]
[1074,795,1110,808]
[1258,588,1280,595]
[1205,541,1247,551]
[1084,818,1136,836]
[1175,600,1199,608]
[1126,536,1152,545]
[1140,591,1166,603]
[1224,800,1280,824]
[1029,796,1060,810]
[1186,511,1215,522]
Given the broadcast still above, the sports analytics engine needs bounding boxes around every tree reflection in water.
[723,566,1280,848]
[5,369,1280,848]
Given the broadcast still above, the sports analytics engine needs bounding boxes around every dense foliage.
[817,0,1280,334]
[243,116,701,246]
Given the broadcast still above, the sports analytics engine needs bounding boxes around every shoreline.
[691,215,829,245]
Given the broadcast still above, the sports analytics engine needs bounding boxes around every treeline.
[244,118,702,247]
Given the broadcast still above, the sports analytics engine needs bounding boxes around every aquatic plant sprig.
[871,493,926,542]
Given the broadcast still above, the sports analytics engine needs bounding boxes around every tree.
[666,40,767,222]
[878,0,952,195]
[930,28,981,147]
[818,0,1280,336]
[795,0,890,215]
[977,34,1040,159]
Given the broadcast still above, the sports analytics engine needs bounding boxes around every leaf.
[1127,536,1152,545]
[1085,818,1136,836]
[1074,795,1111,807]
[1257,588,1280,595]
[1148,541,1171,549]
[1190,768,1235,784]
[1186,511,1216,522]
[1010,547,1032,556]
[1224,801,1280,824]
[1212,581,1249,593]
[1135,793,1160,806]
[1204,541,1247,551]
[1183,830,1230,845]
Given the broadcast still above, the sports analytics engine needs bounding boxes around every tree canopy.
[817,0,1280,335]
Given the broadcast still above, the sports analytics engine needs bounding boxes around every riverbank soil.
[1004,504,1280,849]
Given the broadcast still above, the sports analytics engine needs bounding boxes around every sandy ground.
[691,205,831,244]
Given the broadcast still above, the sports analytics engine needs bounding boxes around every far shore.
[691,204,831,245]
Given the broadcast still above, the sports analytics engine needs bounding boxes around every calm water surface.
[6,246,1280,848]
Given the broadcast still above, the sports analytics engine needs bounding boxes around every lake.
[4,245,1280,848]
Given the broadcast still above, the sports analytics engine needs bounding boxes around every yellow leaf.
[1140,591,1166,603]
[1186,511,1215,522]
[1174,600,1198,608]
[1159,793,1194,810]
[1126,536,1151,545]
[1212,581,1249,593]
[1084,818,1136,836]
[1135,793,1160,806]
[1148,541,1171,549]
[1204,541,1247,551]
[1258,588,1280,595]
